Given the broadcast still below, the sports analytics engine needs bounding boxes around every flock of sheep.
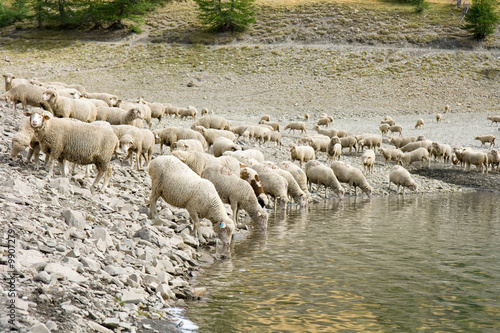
[2,72,500,248]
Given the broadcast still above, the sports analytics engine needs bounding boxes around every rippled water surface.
[187,193,500,332]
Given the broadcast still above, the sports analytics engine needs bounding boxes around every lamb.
[259,162,308,207]
[171,150,219,175]
[378,147,403,166]
[178,106,197,120]
[259,115,270,122]
[357,135,381,152]
[148,155,235,247]
[278,161,310,198]
[330,161,372,197]
[3,73,30,92]
[42,89,97,122]
[25,109,117,191]
[361,149,376,174]
[250,164,289,209]
[284,122,307,135]
[327,142,342,161]
[400,140,432,153]
[290,144,315,167]
[201,164,268,230]
[487,149,500,172]
[95,106,143,125]
[389,124,403,137]
[305,160,344,199]
[436,114,442,123]
[0,84,49,111]
[239,166,268,208]
[117,100,152,129]
[191,115,232,130]
[164,104,179,118]
[487,116,500,126]
[172,139,205,153]
[430,142,452,163]
[390,136,417,148]
[397,147,430,168]
[379,123,390,136]
[212,137,242,157]
[118,128,155,170]
[194,126,236,148]
[388,165,418,194]
[11,117,41,167]
[474,135,495,148]
[83,92,119,106]
[152,127,207,154]
[415,118,424,129]
[462,149,488,174]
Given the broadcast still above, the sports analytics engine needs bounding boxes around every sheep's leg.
[188,211,205,245]
[230,200,239,224]
[92,168,104,190]
[136,147,142,171]
[149,187,161,219]
[99,166,112,192]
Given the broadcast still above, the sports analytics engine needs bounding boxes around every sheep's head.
[256,209,268,231]
[337,186,345,200]
[215,216,235,249]
[119,135,134,154]
[3,73,14,82]
[41,89,57,102]
[11,134,29,159]
[25,109,51,129]
[131,108,144,120]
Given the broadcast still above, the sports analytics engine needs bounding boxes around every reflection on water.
[187,193,500,332]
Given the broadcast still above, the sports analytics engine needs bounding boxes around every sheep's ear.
[44,114,51,121]
[24,111,31,117]
[257,211,261,217]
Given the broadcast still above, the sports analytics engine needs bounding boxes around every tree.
[463,0,499,40]
[194,0,256,32]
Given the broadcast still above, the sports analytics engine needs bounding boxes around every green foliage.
[413,0,429,13]
[0,0,27,27]
[194,0,256,32]
[462,0,499,39]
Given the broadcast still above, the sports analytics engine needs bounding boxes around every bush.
[462,0,499,40]
[194,0,256,32]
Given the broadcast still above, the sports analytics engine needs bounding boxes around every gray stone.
[45,321,57,331]
[65,248,81,258]
[102,318,120,329]
[157,283,176,300]
[87,321,113,333]
[44,263,86,283]
[11,177,34,196]
[29,323,50,333]
[133,227,151,242]
[104,265,127,276]
[50,178,71,194]
[121,289,147,304]
[92,228,114,248]
[80,257,100,272]
[61,303,80,313]
[34,271,51,284]
[170,277,188,288]
[61,209,87,229]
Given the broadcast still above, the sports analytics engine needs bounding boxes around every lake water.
[186,192,500,333]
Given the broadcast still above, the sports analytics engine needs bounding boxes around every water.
[187,192,500,332]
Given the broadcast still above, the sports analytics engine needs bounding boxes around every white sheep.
[415,118,424,129]
[172,139,205,153]
[118,128,155,170]
[194,126,236,148]
[259,121,280,132]
[330,161,372,197]
[0,84,49,111]
[304,113,310,120]
[487,149,500,172]
[474,135,495,148]
[327,142,342,161]
[389,136,417,149]
[216,155,241,175]
[3,73,30,91]
[191,115,232,130]
[380,119,396,126]
[317,116,333,127]
[430,142,452,163]
[259,115,270,122]
[313,125,338,138]
[117,100,152,129]
[95,106,143,125]
[148,155,235,247]
[266,131,282,147]
[42,89,97,122]
[227,149,265,163]
[487,116,500,126]
[11,117,41,167]
[239,166,268,208]
[164,104,179,118]
[361,149,376,174]
[284,122,307,135]
[152,127,207,154]
[178,106,197,120]
[83,92,119,106]
[137,98,166,124]
[260,162,308,207]
[444,104,451,113]
[278,161,310,198]
[388,165,418,194]
[201,164,268,230]
[212,136,242,157]
[397,147,430,168]
[379,123,390,136]
[389,125,403,137]
[241,125,270,144]
[171,150,219,175]
[400,140,432,153]
[357,135,382,152]
[250,164,289,209]
[378,147,403,166]
[25,109,117,191]
[305,160,344,199]
[299,135,330,153]
[290,144,315,167]
[436,114,442,123]
[231,125,250,138]
[462,149,488,174]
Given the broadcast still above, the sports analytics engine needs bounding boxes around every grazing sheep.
[389,124,403,137]
[137,99,166,124]
[379,123,390,136]
[327,142,342,161]
[172,139,205,153]
[250,164,289,209]
[487,149,500,172]
[380,119,396,126]
[111,124,137,140]
[278,161,310,198]
[242,125,271,144]
[194,126,236,148]
[361,149,376,174]
[212,137,242,157]
[336,129,348,138]
[227,149,265,163]
[11,117,41,167]
[337,136,357,153]
[3,73,30,91]
[357,135,381,152]
[201,164,268,230]
[152,127,207,154]
[25,109,117,191]
[487,116,500,126]
[117,100,152,129]
[171,150,219,176]
[239,166,268,208]
[178,106,197,120]
[383,115,393,121]
[284,122,307,135]
[83,92,119,106]
[436,114,442,123]
[462,150,488,174]
[95,106,143,125]
[304,113,310,120]
[416,135,427,141]
[330,161,372,197]
[0,84,49,111]
[216,155,241,175]
[313,125,339,138]
[430,142,452,163]
[259,120,280,132]
[118,128,155,170]
[388,165,418,194]
[290,144,316,167]
[259,115,270,122]
[299,135,330,153]
[231,125,250,138]
[397,147,430,168]
[474,135,495,148]
[164,104,179,118]
[378,147,403,166]
[42,89,97,122]
[32,79,86,94]
[266,131,282,147]
[415,118,424,129]
[317,116,333,127]
[148,155,235,247]
[260,162,308,207]
[305,160,344,199]
[191,115,232,130]
[452,146,467,167]
[400,140,432,153]
[444,104,451,113]
[389,136,417,149]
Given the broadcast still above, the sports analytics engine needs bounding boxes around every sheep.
[152,127,207,154]
[416,135,427,141]
[212,137,242,157]
[378,147,403,166]
[330,161,372,197]
[474,135,495,148]
[0,84,49,111]
[430,142,452,163]
[304,113,310,120]
[164,104,180,118]
[361,149,376,174]
[305,160,344,199]
[436,114,442,123]
[278,161,310,198]
[95,106,143,125]
[317,116,333,127]
[138,99,165,124]
[390,136,417,148]
[250,164,289,209]
[415,118,424,129]
[241,125,270,144]
[327,142,342,161]
[389,124,403,137]
[357,135,381,153]
[191,115,232,130]
[117,100,152,129]
[452,146,467,167]
[216,155,241,175]
[231,125,250,138]
[171,150,219,176]
[487,149,500,172]
[380,119,396,126]
[260,162,308,207]
[383,115,393,121]
[193,126,236,149]
[267,131,282,147]
[462,150,488,174]
[284,122,307,135]
[201,164,268,230]
[25,109,117,191]
[379,123,390,136]
[148,155,235,247]
[200,108,210,116]
[300,135,330,153]
[83,92,119,106]
[227,149,265,163]
[388,165,418,194]
[336,129,348,138]
[11,117,41,167]
[83,98,109,108]
[397,147,430,168]
[313,125,338,138]
[3,73,30,92]
[259,115,270,122]
[290,144,315,167]
[239,166,268,208]
[111,124,137,141]
[32,79,86,95]
[48,86,82,99]
[178,106,197,120]
[118,128,155,170]
[487,116,500,126]
[172,139,205,153]
[42,89,97,122]
[259,120,280,132]
[400,140,432,153]
[444,104,451,113]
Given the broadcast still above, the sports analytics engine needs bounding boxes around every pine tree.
[463,0,499,39]
[194,0,256,32]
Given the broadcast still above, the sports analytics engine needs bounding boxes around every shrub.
[462,0,499,39]
[194,0,256,32]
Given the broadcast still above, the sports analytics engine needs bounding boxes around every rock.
[50,178,71,194]
[91,228,114,248]
[34,271,51,284]
[120,289,147,304]
[87,321,114,333]
[65,248,81,258]
[61,303,80,313]
[80,257,101,272]
[9,177,34,196]
[133,227,151,242]
[102,318,120,329]
[61,209,87,229]
[104,265,127,276]
[44,263,86,283]
[29,323,51,333]
[193,287,207,298]
[170,277,188,288]
[157,283,176,300]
